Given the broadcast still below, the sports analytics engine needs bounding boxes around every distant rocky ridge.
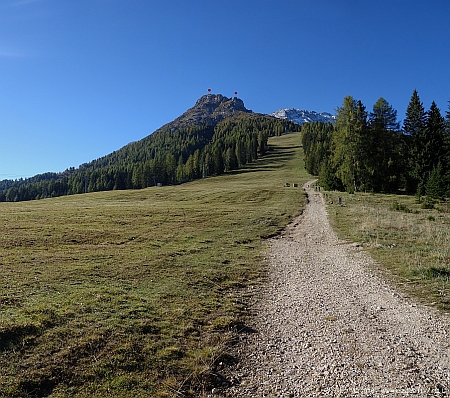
[166,95,335,130]
[164,94,252,130]
[269,108,336,125]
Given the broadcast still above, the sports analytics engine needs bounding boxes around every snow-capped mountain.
[269,108,336,125]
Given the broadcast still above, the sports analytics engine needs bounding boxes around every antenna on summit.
[234,91,238,97]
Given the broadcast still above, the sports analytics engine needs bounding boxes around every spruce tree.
[412,101,446,196]
[425,101,446,169]
[403,89,427,194]
[403,89,427,136]
[368,98,401,192]
[443,101,450,197]
[445,101,450,159]
[425,163,445,199]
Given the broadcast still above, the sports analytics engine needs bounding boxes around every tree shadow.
[226,144,301,176]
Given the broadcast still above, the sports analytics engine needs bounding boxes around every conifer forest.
[0,115,298,202]
[303,90,450,199]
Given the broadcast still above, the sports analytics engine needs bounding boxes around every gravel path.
[218,182,450,397]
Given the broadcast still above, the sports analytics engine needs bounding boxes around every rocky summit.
[168,94,252,129]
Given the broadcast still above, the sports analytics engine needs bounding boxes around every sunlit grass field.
[0,132,309,397]
[324,190,450,311]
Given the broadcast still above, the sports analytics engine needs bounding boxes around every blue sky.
[1,0,449,178]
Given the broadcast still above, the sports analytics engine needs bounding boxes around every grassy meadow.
[323,189,450,310]
[0,132,310,397]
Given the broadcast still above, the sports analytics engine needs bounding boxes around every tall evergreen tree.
[403,89,427,194]
[368,97,401,192]
[212,144,224,175]
[403,89,427,136]
[175,155,184,183]
[446,100,450,133]
[225,146,238,171]
[235,140,246,167]
[185,154,194,181]
[192,149,201,179]
[411,101,446,196]
[426,163,446,199]
[165,153,177,184]
[445,101,450,193]
[424,101,446,169]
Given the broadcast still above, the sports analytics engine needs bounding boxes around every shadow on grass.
[426,267,450,279]
[412,266,450,280]
[225,145,301,177]
[19,378,57,398]
[0,324,40,352]
[230,321,258,334]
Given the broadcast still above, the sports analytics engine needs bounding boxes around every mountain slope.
[0,95,299,202]
[270,108,336,125]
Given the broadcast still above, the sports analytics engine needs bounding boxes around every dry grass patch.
[323,189,450,310]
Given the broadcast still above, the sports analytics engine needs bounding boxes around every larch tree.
[331,96,368,193]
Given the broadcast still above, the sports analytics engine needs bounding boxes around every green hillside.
[0,131,310,397]
[0,99,299,203]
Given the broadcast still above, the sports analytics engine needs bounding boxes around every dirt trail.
[221,182,450,397]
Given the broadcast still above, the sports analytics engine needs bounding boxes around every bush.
[392,201,411,213]
[421,197,435,209]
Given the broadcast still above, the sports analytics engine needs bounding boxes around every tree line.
[303,90,450,199]
[0,115,299,202]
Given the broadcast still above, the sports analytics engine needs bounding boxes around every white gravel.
[217,182,450,397]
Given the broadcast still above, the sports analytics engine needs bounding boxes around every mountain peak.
[194,93,246,110]
[270,108,335,125]
[168,94,252,129]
